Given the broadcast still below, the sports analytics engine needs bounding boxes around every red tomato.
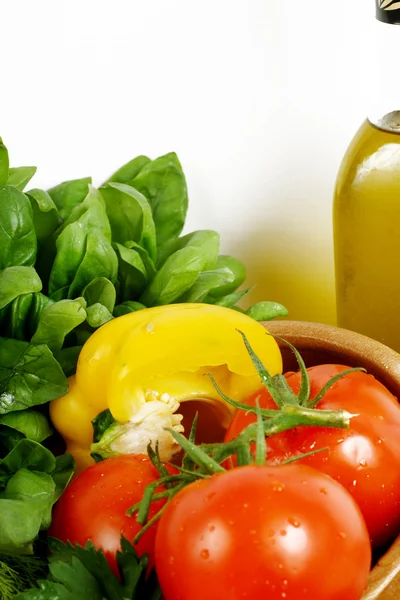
[225,364,400,549]
[49,454,171,576]
[155,464,371,600]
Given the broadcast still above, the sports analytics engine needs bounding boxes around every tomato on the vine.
[155,463,371,600]
[225,364,400,549]
[49,454,173,576]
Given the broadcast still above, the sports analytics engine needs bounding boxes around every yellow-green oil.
[334,116,400,352]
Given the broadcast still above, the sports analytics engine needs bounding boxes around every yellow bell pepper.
[50,303,282,474]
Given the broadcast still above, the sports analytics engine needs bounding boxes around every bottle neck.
[368,18,400,131]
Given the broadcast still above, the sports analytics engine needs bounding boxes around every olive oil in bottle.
[333,2,400,352]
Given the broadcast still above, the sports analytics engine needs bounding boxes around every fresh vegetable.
[50,304,282,473]
[15,537,161,600]
[0,553,48,600]
[0,436,74,554]
[225,363,400,549]
[154,463,371,600]
[48,454,175,577]
[0,137,285,423]
[0,134,285,562]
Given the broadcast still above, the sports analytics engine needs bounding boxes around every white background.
[0,0,373,324]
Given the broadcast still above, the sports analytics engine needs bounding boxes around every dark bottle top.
[376,0,400,24]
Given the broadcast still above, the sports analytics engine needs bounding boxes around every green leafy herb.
[31,299,87,352]
[140,230,220,306]
[205,255,246,300]
[0,410,53,444]
[26,189,61,246]
[15,537,161,600]
[0,186,37,269]
[0,267,42,312]
[0,553,48,600]
[7,167,37,191]
[129,152,188,246]
[0,137,10,186]
[0,338,68,413]
[114,243,147,302]
[113,301,146,317]
[105,155,150,185]
[48,177,92,221]
[86,303,114,328]
[0,439,74,554]
[82,277,116,314]
[245,301,289,321]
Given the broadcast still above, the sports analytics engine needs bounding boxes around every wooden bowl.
[264,320,400,600]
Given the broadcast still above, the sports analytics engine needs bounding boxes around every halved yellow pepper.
[50,303,282,474]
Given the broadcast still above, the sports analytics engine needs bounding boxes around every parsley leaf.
[15,537,162,600]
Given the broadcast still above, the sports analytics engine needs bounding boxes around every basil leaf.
[0,186,37,269]
[156,230,219,270]
[0,267,42,311]
[82,277,116,313]
[49,186,117,300]
[0,338,67,414]
[245,301,289,321]
[48,177,92,221]
[52,454,75,502]
[114,243,147,301]
[28,293,55,337]
[26,189,61,246]
[0,427,25,458]
[124,241,157,280]
[129,152,188,246]
[113,301,146,317]
[0,469,55,553]
[0,137,9,186]
[178,267,235,303]
[140,230,220,307]
[101,182,157,262]
[205,255,246,300]
[7,167,37,191]
[5,294,35,340]
[0,410,53,444]
[105,155,150,185]
[31,299,87,353]
[214,287,253,308]
[86,304,114,328]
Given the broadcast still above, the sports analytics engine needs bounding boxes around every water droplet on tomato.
[280,530,287,536]
[282,580,288,586]
[288,517,300,527]
[208,524,215,532]
[320,487,328,495]
[200,549,210,559]
[169,556,174,565]
[338,532,347,540]
[272,482,284,492]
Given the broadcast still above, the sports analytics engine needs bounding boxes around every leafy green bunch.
[0,137,287,419]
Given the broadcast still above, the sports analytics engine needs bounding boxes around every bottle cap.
[376,1,400,24]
